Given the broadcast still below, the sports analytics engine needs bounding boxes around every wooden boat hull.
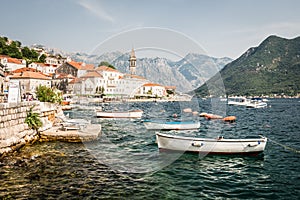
[96,110,143,118]
[144,121,200,130]
[156,132,267,156]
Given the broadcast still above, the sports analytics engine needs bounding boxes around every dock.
[40,124,101,143]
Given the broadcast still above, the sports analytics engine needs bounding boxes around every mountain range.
[195,35,300,97]
[58,50,232,92]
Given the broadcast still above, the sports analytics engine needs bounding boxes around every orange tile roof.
[13,67,37,73]
[68,61,94,70]
[8,57,23,64]
[69,77,84,84]
[165,86,176,89]
[84,64,95,70]
[56,73,75,79]
[81,71,103,78]
[34,62,47,67]
[0,55,9,59]
[143,83,163,87]
[95,65,119,72]
[67,61,82,69]
[0,55,24,65]
[10,71,51,80]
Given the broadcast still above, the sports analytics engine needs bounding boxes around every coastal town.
[0,44,177,104]
[0,39,183,158]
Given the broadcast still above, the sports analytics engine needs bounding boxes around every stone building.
[56,61,94,78]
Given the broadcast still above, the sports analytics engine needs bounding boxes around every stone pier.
[0,101,101,158]
[0,101,60,158]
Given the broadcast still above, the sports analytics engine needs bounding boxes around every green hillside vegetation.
[98,61,116,69]
[195,35,300,97]
[0,36,46,64]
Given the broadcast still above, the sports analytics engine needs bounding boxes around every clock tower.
[129,48,136,75]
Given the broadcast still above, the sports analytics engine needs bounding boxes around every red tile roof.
[165,86,176,90]
[0,55,9,59]
[0,55,24,65]
[56,73,75,79]
[68,61,94,70]
[95,65,119,72]
[69,77,84,84]
[34,62,47,67]
[143,83,163,87]
[13,67,37,73]
[81,71,103,78]
[10,71,51,80]
[8,57,23,64]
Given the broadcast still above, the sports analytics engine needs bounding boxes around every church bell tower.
[129,48,136,75]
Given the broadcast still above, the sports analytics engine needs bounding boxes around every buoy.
[205,114,223,120]
[223,116,236,123]
[199,112,208,117]
[172,113,178,118]
[183,108,192,113]
[192,111,199,115]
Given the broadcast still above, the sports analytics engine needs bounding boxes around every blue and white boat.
[144,120,200,130]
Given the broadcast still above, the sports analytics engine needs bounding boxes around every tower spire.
[129,47,136,75]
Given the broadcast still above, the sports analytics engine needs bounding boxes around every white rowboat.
[96,109,143,118]
[156,132,267,156]
[144,121,200,130]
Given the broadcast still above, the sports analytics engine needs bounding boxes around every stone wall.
[0,101,61,157]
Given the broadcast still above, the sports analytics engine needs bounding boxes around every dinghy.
[156,132,267,156]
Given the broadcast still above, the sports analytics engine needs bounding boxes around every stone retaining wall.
[0,101,61,158]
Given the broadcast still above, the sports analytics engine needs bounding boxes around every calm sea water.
[0,98,299,199]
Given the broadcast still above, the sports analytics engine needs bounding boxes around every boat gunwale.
[97,109,143,114]
[144,121,200,125]
[156,132,267,143]
[158,148,264,156]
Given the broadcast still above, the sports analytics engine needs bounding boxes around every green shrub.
[36,86,62,103]
[25,106,42,132]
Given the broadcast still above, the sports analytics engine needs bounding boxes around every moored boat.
[228,97,250,106]
[96,109,143,118]
[156,132,267,156]
[246,98,268,108]
[144,120,200,130]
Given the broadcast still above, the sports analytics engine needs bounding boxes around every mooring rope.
[268,138,300,154]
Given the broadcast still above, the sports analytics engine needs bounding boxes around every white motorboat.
[228,97,250,106]
[96,109,143,118]
[246,98,268,108]
[156,132,267,156]
[144,121,200,130]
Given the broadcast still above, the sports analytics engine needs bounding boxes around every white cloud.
[77,0,115,23]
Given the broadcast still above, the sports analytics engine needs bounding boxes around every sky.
[1,0,299,59]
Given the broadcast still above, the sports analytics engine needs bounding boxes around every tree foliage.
[98,61,116,69]
[0,36,44,63]
[38,54,47,63]
[36,85,62,103]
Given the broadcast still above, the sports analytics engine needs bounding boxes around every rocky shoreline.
[0,101,101,159]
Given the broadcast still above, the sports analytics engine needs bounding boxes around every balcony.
[107,84,116,87]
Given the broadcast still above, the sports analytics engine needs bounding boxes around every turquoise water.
[0,99,299,199]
